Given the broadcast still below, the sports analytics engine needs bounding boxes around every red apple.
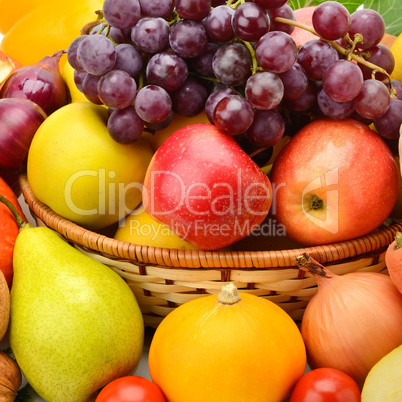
[291,6,318,46]
[142,123,272,250]
[270,119,399,246]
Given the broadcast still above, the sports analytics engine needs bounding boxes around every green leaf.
[288,0,362,13]
[288,0,402,36]
[362,0,402,36]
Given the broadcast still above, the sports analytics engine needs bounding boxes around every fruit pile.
[1,0,402,401]
[67,0,402,149]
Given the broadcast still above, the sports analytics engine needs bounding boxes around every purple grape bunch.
[67,0,400,153]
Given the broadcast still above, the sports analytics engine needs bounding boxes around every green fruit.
[9,222,144,401]
[27,102,154,229]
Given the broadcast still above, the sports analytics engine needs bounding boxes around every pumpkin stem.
[217,283,241,304]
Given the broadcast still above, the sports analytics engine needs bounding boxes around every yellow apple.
[27,102,154,229]
[115,205,199,250]
[61,60,88,104]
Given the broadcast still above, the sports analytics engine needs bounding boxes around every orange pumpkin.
[149,283,306,402]
[0,175,27,289]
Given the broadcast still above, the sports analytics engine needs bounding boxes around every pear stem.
[0,195,26,229]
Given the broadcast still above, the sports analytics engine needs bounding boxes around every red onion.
[0,98,47,170]
[0,50,69,115]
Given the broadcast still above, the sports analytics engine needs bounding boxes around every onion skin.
[385,231,402,294]
[297,253,402,388]
[0,98,47,170]
[0,50,69,115]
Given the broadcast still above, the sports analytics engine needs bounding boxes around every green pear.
[7,200,144,401]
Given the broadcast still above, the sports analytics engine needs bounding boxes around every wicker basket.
[19,174,402,328]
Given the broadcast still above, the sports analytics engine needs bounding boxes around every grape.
[278,63,308,100]
[245,72,284,110]
[146,110,174,131]
[77,35,117,75]
[312,1,350,40]
[107,106,144,144]
[317,88,355,119]
[98,70,137,109]
[134,85,172,124]
[374,99,402,140]
[67,35,88,72]
[231,2,270,42]
[322,59,363,102]
[297,40,339,81]
[212,42,252,86]
[90,23,126,44]
[285,81,318,112]
[385,79,402,100]
[353,79,390,120]
[131,17,170,54]
[213,95,254,136]
[254,0,289,10]
[348,9,385,50]
[113,44,143,77]
[244,109,285,148]
[255,31,298,74]
[175,0,211,21]
[146,52,188,92]
[138,0,174,18]
[169,19,208,58]
[204,6,235,43]
[205,87,239,123]
[358,44,395,81]
[349,110,373,126]
[190,43,219,77]
[73,70,86,92]
[267,5,296,35]
[170,77,208,117]
[103,0,141,29]
[81,74,103,104]
[211,0,226,5]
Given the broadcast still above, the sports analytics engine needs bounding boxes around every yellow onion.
[296,253,402,388]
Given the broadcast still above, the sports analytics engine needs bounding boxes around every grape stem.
[241,40,260,75]
[227,0,245,8]
[274,17,396,94]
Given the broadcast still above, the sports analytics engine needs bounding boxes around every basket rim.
[19,174,402,269]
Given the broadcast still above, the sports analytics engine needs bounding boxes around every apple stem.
[309,195,324,210]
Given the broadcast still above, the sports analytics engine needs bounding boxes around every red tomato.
[289,368,361,402]
[95,376,166,402]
